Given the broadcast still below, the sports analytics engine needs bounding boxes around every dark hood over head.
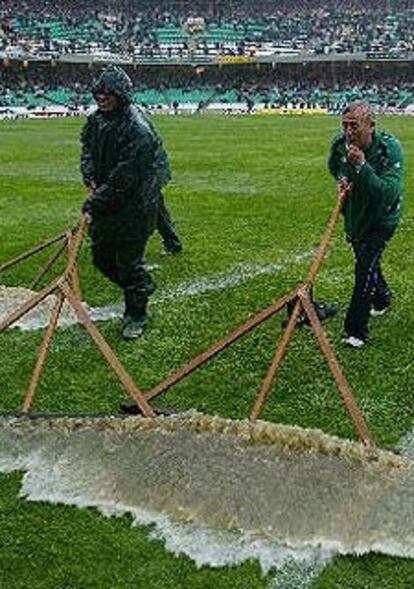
[93,66,133,104]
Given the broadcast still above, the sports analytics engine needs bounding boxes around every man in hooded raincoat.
[80,66,179,339]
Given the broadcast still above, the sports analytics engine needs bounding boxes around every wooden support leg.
[59,280,155,418]
[299,289,373,446]
[21,292,64,414]
[250,294,302,421]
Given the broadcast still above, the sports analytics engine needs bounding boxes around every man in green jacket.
[81,66,173,339]
[328,101,403,348]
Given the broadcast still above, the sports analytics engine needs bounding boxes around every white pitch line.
[90,252,312,323]
[0,251,313,331]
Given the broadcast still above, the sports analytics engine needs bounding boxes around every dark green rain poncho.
[80,67,170,240]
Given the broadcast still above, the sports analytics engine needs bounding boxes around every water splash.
[0,413,412,571]
[267,558,329,589]
[103,506,332,574]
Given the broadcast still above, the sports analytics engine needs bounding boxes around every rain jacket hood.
[93,67,133,104]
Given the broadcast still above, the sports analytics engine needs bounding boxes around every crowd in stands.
[1,0,414,59]
[1,61,413,110]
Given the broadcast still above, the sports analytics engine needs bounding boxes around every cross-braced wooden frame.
[0,191,373,446]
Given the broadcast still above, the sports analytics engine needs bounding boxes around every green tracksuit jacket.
[328,130,404,240]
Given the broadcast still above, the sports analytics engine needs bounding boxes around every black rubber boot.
[122,286,148,340]
[122,314,147,340]
[313,301,338,322]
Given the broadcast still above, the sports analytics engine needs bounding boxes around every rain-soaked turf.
[1,114,414,588]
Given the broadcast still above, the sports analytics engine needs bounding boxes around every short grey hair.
[342,101,375,123]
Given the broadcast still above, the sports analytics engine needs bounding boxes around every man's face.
[96,92,120,112]
[342,110,374,150]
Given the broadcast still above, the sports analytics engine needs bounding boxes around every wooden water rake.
[0,189,373,446]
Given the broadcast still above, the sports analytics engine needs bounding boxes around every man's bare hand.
[338,176,353,198]
[346,143,365,167]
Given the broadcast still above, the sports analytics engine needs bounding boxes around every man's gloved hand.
[82,196,94,216]
[82,184,117,217]
[82,181,97,217]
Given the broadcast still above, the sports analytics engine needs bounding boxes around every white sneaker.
[370,307,388,317]
[342,335,365,349]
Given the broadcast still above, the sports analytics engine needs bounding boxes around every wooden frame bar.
[60,281,155,418]
[0,232,68,274]
[30,239,68,290]
[299,289,372,446]
[250,298,303,422]
[22,292,65,414]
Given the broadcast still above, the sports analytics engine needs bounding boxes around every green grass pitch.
[1,114,414,588]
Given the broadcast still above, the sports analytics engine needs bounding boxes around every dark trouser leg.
[91,238,119,285]
[118,243,156,340]
[157,193,182,252]
[344,228,395,341]
[123,273,156,320]
[91,237,155,319]
[115,241,156,320]
[371,263,392,312]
